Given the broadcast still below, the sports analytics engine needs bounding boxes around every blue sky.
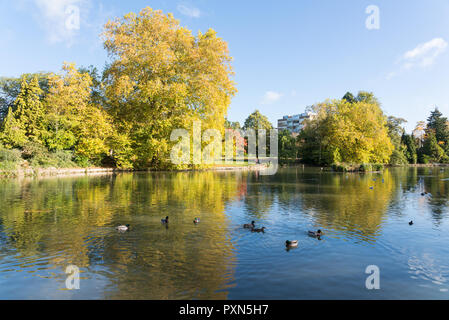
[1,0,449,132]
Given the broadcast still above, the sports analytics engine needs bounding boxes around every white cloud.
[261,91,283,105]
[403,38,447,64]
[33,0,90,45]
[177,4,201,18]
[388,38,447,79]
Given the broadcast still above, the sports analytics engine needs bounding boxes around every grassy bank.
[331,163,385,172]
[280,162,449,172]
[330,162,449,172]
[0,158,268,178]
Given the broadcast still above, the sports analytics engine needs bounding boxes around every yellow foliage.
[312,99,394,164]
[44,63,114,163]
[102,7,237,168]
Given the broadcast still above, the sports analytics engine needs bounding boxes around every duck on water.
[243,221,255,229]
[286,240,298,248]
[252,227,266,233]
[308,230,323,238]
[116,224,130,232]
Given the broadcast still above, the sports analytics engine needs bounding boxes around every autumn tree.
[102,7,237,168]
[299,96,393,165]
[44,63,114,165]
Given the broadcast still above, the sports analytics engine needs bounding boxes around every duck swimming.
[286,240,298,248]
[252,227,266,233]
[116,224,130,231]
[193,218,200,224]
[161,216,169,224]
[243,221,255,229]
[409,221,414,225]
[308,229,323,237]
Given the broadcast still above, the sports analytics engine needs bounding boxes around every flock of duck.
[116,218,323,249]
[116,199,417,246]
[243,220,323,248]
[116,216,199,232]
[114,173,435,236]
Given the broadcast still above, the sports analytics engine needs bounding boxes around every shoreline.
[393,163,449,167]
[281,163,449,172]
[0,164,269,179]
[1,163,447,179]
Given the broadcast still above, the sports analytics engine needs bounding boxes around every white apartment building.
[277,111,316,134]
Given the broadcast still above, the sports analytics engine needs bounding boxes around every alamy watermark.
[65,5,80,31]
[365,5,380,30]
[65,265,80,290]
[365,265,380,290]
[170,121,279,175]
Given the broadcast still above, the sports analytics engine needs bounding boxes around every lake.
[0,167,448,299]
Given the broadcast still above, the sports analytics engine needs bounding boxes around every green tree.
[426,108,449,149]
[242,110,273,131]
[402,134,417,164]
[279,129,297,163]
[78,65,105,106]
[242,110,273,159]
[422,131,445,163]
[0,107,26,148]
[297,116,324,164]
[386,116,408,165]
[11,76,46,145]
[387,116,407,145]
[0,73,50,121]
[342,92,356,104]
[224,118,241,130]
[356,91,380,105]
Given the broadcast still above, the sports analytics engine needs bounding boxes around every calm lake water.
[0,167,449,299]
